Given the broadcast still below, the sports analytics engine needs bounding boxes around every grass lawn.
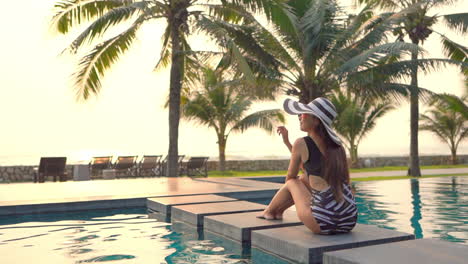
[348,164,468,172]
[207,164,468,181]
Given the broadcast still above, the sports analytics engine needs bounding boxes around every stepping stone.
[204,210,303,245]
[146,194,236,218]
[323,238,468,264]
[251,224,414,264]
[171,201,265,227]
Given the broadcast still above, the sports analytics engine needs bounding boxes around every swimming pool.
[0,176,466,263]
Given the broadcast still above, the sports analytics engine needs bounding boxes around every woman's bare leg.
[284,178,321,233]
[259,178,320,232]
[257,183,293,219]
[264,173,312,219]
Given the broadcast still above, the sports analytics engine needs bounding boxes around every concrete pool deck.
[0,177,281,215]
[0,168,467,214]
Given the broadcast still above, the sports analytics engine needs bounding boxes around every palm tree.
[331,91,395,168]
[358,0,468,176]
[203,0,458,107]
[434,93,468,119]
[181,66,285,171]
[50,0,288,177]
[420,95,468,164]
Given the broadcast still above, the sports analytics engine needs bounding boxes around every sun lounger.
[89,156,113,177]
[113,156,138,177]
[33,157,68,183]
[185,157,209,177]
[138,155,163,176]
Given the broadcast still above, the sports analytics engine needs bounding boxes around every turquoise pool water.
[0,176,466,263]
[355,176,467,243]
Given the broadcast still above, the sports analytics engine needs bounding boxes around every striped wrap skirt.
[310,183,357,235]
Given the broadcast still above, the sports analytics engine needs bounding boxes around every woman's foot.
[274,213,283,220]
[256,210,276,220]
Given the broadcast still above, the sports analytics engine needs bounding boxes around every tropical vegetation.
[207,0,451,104]
[50,0,289,176]
[420,95,468,164]
[50,0,468,176]
[180,66,284,171]
[331,91,395,168]
[359,0,468,175]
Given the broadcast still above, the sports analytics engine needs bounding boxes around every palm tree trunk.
[409,46,421,176]
[350,144,359,168]
[167,20,183,177]
[450,147,457,165]
[218,135,226,171]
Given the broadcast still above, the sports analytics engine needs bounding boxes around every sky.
[0,1,467,166]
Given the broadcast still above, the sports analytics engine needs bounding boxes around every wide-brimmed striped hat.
[283,97,342,145]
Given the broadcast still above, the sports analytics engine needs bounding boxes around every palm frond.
[441,12,468,35]
[203,2,253,24]
[301,0,343,62]
[346,58,465,92]
[154,25,172,71]
[236,0,298,36]
[224,96,252,125]
[52,0,127,34]
[229,109,285,134]
[354,0,402,11]
[196,16,257,83]
[420,101,467,151]
[431,93,468,119]
[73,16,144,100]
[324,4,374,57]
[64,2,150,53]
[198,16,287,71]
[182,94,219,132]
[347,12,397,49]
[420,120,451,144]
[358,102,395,143]
[439,34,468,62]
[336,42,422,76]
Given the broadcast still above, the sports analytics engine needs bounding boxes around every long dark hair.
[316,121,350,201]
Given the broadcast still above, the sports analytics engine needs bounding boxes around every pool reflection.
[354,176,467,244]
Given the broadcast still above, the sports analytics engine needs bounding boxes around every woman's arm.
[286,138,305,181]
[277,126,292,152]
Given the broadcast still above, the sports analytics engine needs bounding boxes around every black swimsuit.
[303,136,323,177]
[302,136,357,235]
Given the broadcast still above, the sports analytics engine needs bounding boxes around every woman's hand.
[277,126,292,152]
[277,126,289,142]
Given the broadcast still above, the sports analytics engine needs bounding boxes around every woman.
[257,97,357,235]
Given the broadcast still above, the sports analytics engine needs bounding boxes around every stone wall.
[356,155,468,168]
[206,160,290,171]
[0,166,74,183]
[1,154,467,182]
